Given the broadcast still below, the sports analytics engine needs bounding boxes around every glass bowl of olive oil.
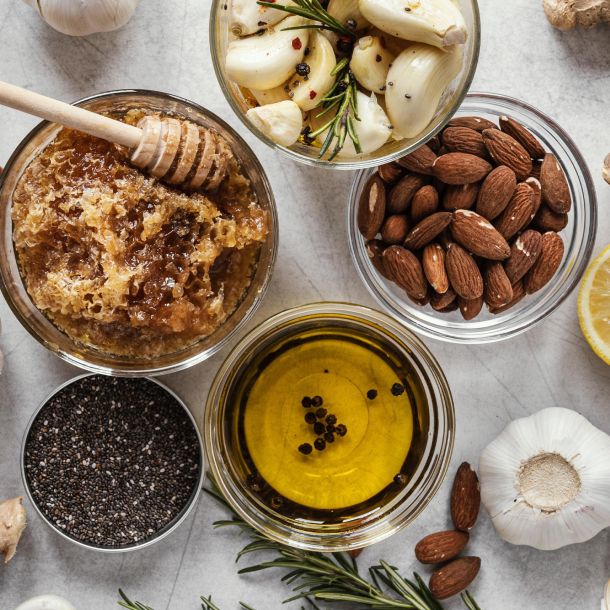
[205,303,454,551]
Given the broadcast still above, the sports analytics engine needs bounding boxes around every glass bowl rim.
[347,91,598,344]
[20,372,205,553]
[204,301,455,551]
[0,88,279,376]
[208,0,482,170]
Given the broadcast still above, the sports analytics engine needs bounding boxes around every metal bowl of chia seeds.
[21,374,204,553]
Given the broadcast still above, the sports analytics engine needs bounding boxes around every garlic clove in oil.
[249,84,291,107]
[246,100,303,147]
[230,0,296,36]
[479,407,610,551]
[358,0,468,48]
[226,16,310,90]
[328,0,370,31]
[287,32,337,111]
[350,36,395,95]
[385,44,462,140]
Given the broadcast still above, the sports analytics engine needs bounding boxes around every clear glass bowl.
[21,374,204,553]
[205,303,454,551]
[0,90,278,375]
[209,0,481,169]
[348,92,597,343]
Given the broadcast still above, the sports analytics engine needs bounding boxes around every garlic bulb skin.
[358,0,467,48]
[246,101,303,147]
[230,0,296,36]
[385,44,462,140]
[21,0,139,36]
[15,595,76,610]
[479,407,610,551]
[328,0,370,31]
[226,16,310,90]
[350,36,395,94]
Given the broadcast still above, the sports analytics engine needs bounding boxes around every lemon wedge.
[578,244,610,365]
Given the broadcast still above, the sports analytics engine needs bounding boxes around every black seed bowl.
[21,374,204,552]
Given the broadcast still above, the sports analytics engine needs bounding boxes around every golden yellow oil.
[224,322,430,523]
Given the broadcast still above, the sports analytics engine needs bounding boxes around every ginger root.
[0,497,27,563]
[543,0,610,29]
[604,154,610,185]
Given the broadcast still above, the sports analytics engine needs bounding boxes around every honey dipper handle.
[0,81,142,149]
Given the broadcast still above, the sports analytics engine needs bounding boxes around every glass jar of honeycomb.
[0,90,277,375]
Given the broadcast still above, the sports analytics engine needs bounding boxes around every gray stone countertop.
[0,1,609,608]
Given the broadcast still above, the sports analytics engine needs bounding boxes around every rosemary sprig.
[461,590,482,610]
[256,0,355,37]
[117,589,154,610]
[307,58,361,161]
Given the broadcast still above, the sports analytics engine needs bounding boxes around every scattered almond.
[415,530,469,564]
[451,462,481,532]
[429,557,481,600]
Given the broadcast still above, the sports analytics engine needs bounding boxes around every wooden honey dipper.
[0,81,229,190]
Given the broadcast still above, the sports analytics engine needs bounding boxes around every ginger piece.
[543,0,610,29]
[0,497,27,563]
[604,154,610,185]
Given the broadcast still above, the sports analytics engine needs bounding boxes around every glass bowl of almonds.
[348,92,597,343]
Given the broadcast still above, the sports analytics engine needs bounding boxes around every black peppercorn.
[335,424,347,437]
[302,396,312,408]
[314,438,326,451]
[312,396,323,407]
[324,432,335,443]
[298,443,313,455]
[305,412,317,424]
[391,383,405,396]
[314,422,325,436]
[326,414,337,426]
[394,473,408,486]
[326,423,335,433]
[271,496,284,509]
[367,389,378,400]
[296,62,310,77]
[315,407,327,419]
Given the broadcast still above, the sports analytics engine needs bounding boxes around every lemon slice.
[578,245,610,365]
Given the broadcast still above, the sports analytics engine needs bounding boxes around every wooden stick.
[0,81,142,149]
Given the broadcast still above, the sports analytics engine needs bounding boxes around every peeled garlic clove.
[287,32,336,111]
[359,0,468,48]
[226,16,310,90]
[479,407,610,551]
[385,44,462,140]
[368,26,411,56]
[15,595,77,610]
[249,84,290,106]
[246,100,303,147]
[350,36,395,94]
[230,0,296,36]
[328,0,370,31]
[316,92,392,158]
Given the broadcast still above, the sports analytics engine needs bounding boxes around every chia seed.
[23,375,201,549]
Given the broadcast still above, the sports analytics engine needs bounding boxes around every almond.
[388,174,427,214]
[404,212,452,251]
[450,210,511,260]
[525,176,542,218]
[448,115,497,132]
[484,262,514,309]
[443,183,479,211]
[458,295,484,320]
[378,162,404,184]
[451,462,481,532]
[423,243,449,294]
[476,165,517,220]
[365,240,391,279]
[438,301,459,313]
[489,280,526,314]
[411,185,439,223]
[446,243,484,300]
[524,231,564,294]
[530,159,542,180]
[431,288,456,311]
[482,128,532,180]
[429,557,481,600]
[499,116,546,159]
[534,204,568,232]
[396,144,437,175]
[381,215,409,244]
[494,182,534,240]
[432,153,492,185]
[442,126,487,158]
[540,152,571,213]
[415,530,469,565]
[505,229,542,284]
[426,134,441,153]
[382,246,428,300]
[358,174,386,239]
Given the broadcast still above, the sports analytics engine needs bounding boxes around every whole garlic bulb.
[21,0,140,36]
[479,407,610,551]
[15,595,76,610]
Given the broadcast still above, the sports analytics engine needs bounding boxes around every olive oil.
[223,321,430,523]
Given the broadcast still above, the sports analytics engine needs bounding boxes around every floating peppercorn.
[298,443,313,455]
[305,412,317,424]
[302,396,312,408]
[394,473,408,486]
[336,424,347,437]
[367,389,378,400]
[391,383,405,396]
[314,438,326,451]
[326,414,337,426]
[301,126,314,145]
[295,62,310,77]
[314,422,325,436]
[246,473,262,492]
[271,496,284,509]
[324,432,335,443]
[315,407,327,419]
[312,396,323,407]
[326,423,335,433]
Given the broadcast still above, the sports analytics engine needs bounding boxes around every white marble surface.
[0,1,609,609]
